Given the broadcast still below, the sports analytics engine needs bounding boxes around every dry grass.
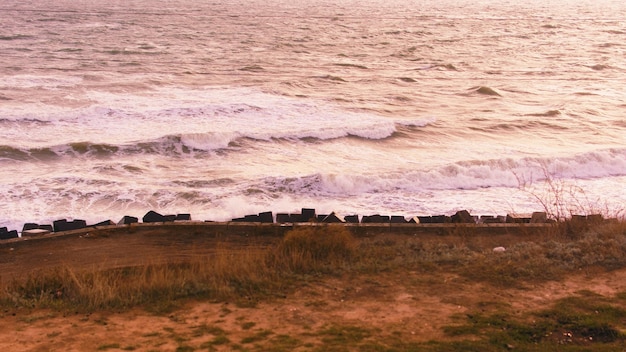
[269,225,356,273]
[2,221,626,314]
[3,248,278,312]
[0,225,356,312]
[3,221,626,350]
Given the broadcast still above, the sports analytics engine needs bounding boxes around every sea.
[1,0,625,231]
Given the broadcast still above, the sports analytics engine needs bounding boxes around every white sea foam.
[179,132,240,151]
[260,149,626,196]
[0,87,435,155]
[1,0,626,232]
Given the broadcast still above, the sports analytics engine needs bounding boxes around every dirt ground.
[1,225,625,351]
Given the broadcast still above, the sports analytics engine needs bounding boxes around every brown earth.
[0,224,624,351]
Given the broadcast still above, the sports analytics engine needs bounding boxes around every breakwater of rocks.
[1,208,609,242]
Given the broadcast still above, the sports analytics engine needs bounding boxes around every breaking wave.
[261,148,626,196]
[0,118,433,161]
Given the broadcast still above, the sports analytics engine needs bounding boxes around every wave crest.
[261,149,626,196]
[0,118,435,161]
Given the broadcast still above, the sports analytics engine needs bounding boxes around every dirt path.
[2,266,626,351]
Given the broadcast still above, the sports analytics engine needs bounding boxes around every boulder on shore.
[258,211,274,223]
[451,210,474,223]
[301,208,317,222]
[506,213,531,223]
[276,213,292,223]
[143,210,166,223]
[390,216,407,224]
[431,215,451,223]
[321,212,345,223]
[53,219,87,232]
[362,215,390,223]
[0,227,18,240]
[530,212,547,223]
[344,215,359,223]
[118,216,139,225]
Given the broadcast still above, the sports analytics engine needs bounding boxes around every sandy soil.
[1,225,625,351]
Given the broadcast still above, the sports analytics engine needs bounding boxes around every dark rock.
[91,220,115,227]
[431,215,451,223]
[22,223,40,232]
[118,216,139,225]
[243,214,260,222]
[143,210,165,223]
[0,230,18,240]
[478,216,490,223]
[362,215,390,223]
[53,219,87,232]
[176,214,191,221]
[316,215,327,222]
[407,216,420,223]
[72,219,87,230]
[480,216,505,224]
[53,219,67,232]
[163,215,177,222]
[506,214,531,223]
[322,212,345,223]
[390,216,407,224]
[530,212,547,224]
[301,208,316,222]
[451,210,474,223]
[288,213,302,222]
[344,215,359,223]
[276,213,291,223]
[258,211,273,223]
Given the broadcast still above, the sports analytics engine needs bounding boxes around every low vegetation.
[2,220,626,350]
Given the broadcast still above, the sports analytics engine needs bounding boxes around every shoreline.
[3,207,597,242]
[1,220,559,245]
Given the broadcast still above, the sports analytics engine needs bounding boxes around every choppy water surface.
[0,0,625,229]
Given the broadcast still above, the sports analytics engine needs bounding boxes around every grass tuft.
[270,225,356,274]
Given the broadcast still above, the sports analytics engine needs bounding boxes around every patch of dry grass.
[3,220,626,313]
[269,225,356,274]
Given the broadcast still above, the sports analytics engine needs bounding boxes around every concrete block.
[118,216,139,225]
[390,216,407,223]
[451,210,474,223]
[258,211,274,223]
[431,215,451,223]
[530,212,547,223]
[344,215,359,223]
[143,210,165,223]
[276,213,291,223]
[301,208,316,222]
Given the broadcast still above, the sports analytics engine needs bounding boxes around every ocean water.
[1,0,625,231]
